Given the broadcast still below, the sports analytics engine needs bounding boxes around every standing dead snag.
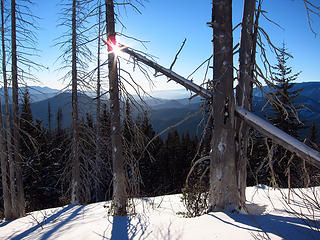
[11,0,25,218]
[208,0,240,212]
[235,0,256,206]
[0,0,13,220]
[94,2,102,202]
[106,0,127,216]
[71,0,82,204]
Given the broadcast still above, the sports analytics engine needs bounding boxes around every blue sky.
[31,0,319,91]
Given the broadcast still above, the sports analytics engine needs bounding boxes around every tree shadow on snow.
[208,207,320,240]
[109,215,150,240]
[10,204,85,240]
[110,217,130,240]
[40,205,85,240]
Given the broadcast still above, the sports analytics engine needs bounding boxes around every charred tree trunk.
[106,0,127,216]
[0,0,12,220]
[235,0,256,206]
[209,0,240,212]
[11,0,25,218]
[71,0,82,204]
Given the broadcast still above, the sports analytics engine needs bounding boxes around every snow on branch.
[235,106,320,168]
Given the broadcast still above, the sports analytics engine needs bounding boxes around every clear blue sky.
[31,0,320,90]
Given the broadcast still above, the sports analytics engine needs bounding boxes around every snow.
[1,186,320,239]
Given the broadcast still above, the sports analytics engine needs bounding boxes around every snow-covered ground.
[1,185,320,239]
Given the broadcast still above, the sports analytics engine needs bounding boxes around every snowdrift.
[1,185,320,239]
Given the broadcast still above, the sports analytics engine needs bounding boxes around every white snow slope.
[1,185,320,240]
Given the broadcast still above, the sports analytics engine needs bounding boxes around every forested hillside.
[11,82,319,138]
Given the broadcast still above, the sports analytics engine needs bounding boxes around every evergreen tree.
[48,102,51,132]
[20,88,36,161]
[139,111,163,196]
[99,104,112,200]
[20,89,33,131]
[310,121,318,144]
[165,129,183,192]
[305,121,320,186]
[56,107,63,135]
[268,44,303,139]
[123,98,133,144]
[19,90,39,211]
[181,132,196,180]
[267,44,304,187]
[122,99,142,197]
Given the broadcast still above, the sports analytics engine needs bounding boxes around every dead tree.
[56,0,96,204]
[11,0,25,218]
[235,0,256,207]
[0,0,13,220]
[1,0,43,219]
[106,0,127,216]
[70,0,82,204]
[94,1,102,202]
[208,0,240,212]
[0,100,10,219]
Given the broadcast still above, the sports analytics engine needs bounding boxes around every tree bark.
[11,0,25,218]
[0,0,13,220]
[235,0,256,206]
[106,0,127,216]
[71,0,82,204]
[209,0,240,212]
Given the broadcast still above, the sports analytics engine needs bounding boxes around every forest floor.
[1,185,320,239]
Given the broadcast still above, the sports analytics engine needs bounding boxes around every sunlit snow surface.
[1,186,320,239]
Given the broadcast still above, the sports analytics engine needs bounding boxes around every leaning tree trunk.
[235,0,256,206]
[209,0,240,212]
[11,0,25,218]
[106,0,127,216]
[71,0,82,204]
[0,0,13,220]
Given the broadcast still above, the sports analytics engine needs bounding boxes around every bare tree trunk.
[94,3,102,202]
[0,104,11,219]
[235,0,256,206]
[71,0,82,204]
[106,0,127,216]
[11,0,25,218]
[0,0,13,220]
[209,0,240,212]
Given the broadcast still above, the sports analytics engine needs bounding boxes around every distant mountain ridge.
[11,82,320,138]
[0,86,60,104]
